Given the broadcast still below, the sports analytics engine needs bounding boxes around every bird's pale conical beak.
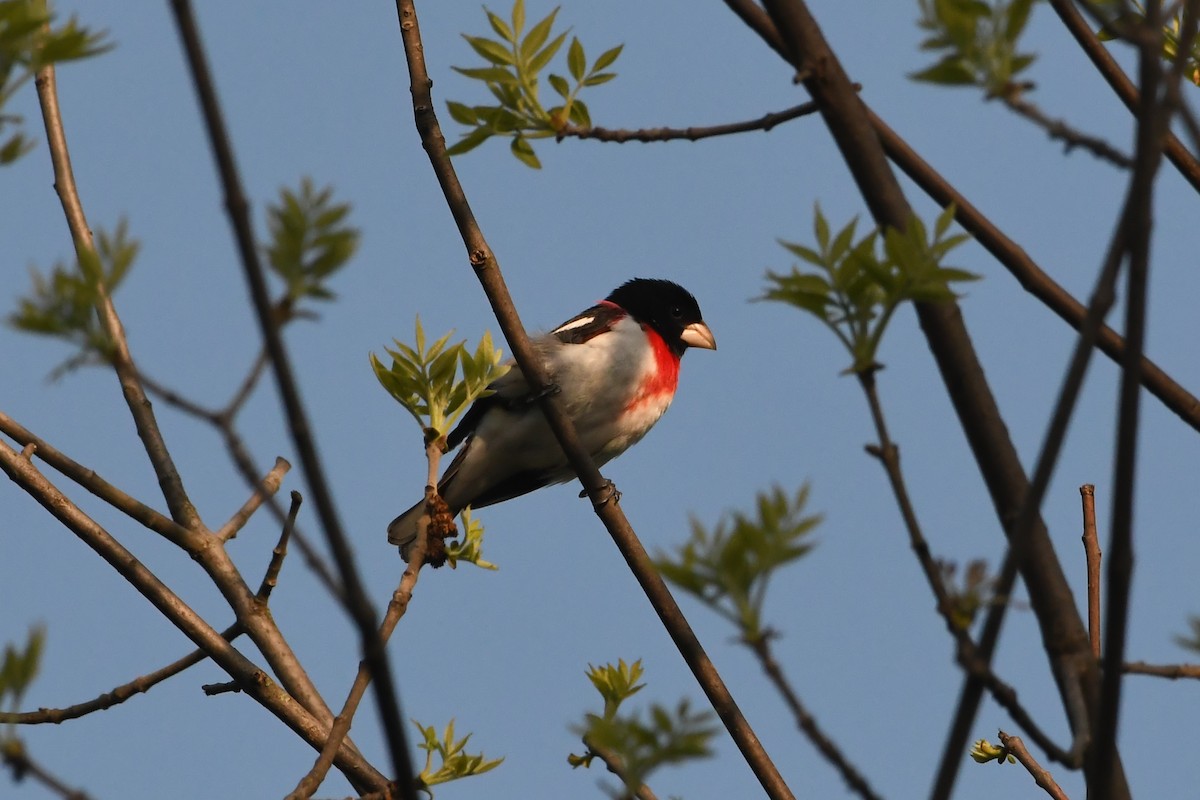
[680,321,716,351]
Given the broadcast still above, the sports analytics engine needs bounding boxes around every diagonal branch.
[735,0,1126,793]
[0,441,386,788]
[217,456,290,540]
[34,61,202,530]
[0,410,194,547]
[867,110,1200,434]
[1048,0,1200,193]
[165,1,414,793]
[392,3,795,799]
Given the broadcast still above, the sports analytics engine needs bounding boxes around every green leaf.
[567,98,590,127]
[547,73,570,99]
[510,134,542,169]
[463,34,514,66]
[452,65,519,85]
[567,36,585,81]
[446,100,479,125]
[910,57,977,85]
[446,126,494,157]
[519,6,560,63]
[511,0,525,35]
[486,8,515,43]
[526,30,568,75]
[1005,0,1036,42]
[592,43,624,72]
[582,72,616,87]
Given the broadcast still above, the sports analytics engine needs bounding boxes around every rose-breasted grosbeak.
[388,278,716,557]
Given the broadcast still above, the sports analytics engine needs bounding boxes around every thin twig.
[392,3,795,799]
[2,500,301,726]
[217,456,290,540]
[581,735,660,800]
[1094,6,1178,795]
[1,743,94,800]
[1122,661,1200,679]
[167,4,414,793]
[0,411,194,547]
[559,100,821,143]
[998,731,1071,800]
[1048,0,1200,193]
[0,621,241,725]
[1080,485,1102,658]
[34,60,201,530]
[858,373,1073,764]
[747,633,883,800]
[867,109,1200,435]
[286,439,437,800]
[0,443,386,787]
[259,491,301,601]
[733,0,1118,789]
[999,91,1133,167]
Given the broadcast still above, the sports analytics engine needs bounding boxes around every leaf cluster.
[761,204,975,374]
[656,485,819,643]
[412,718,503,794]
[569,659,717,798]
[445,0,622,168]
[938,558,998,631]
[371,319,510,440]
[912,0,1038,97]
[969,737,1016,765]
[1,625,44,737]
[265,177,359,308]
[8,220,137,378]
[444,508,498,570]
[1096,1,1200,87]
[0,0,111,165]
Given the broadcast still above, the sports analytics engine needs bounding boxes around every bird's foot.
[580,479,621,508]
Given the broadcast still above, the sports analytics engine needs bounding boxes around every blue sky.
[5,2,1200,799]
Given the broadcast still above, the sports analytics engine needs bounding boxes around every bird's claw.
[580,480,621,508]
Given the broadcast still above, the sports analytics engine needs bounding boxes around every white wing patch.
[553,315,595,334]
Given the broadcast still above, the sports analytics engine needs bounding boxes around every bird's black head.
[606,278,717,356]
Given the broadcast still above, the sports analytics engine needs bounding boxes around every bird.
[388,278,716,558]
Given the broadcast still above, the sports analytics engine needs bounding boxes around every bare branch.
[559,100,822,143]
[1,742,94,800]
[1081,485,1102,658]
[1122,661,1200,679]
[746,633,882,800]
[998,731,1071,800]
[34,61,202,530]
[1048,0,1200,193]
[286,514,431,799]
[0,410,194,548]
[858,373,1076,766]
[867,109,1200,435]
[259,491,302,601]
[0,441,386,788]
[999,91,1133,167]
[217,456,290,541]
[392,3,795,799]
[0,622,241,725]
[1094,5,1180,794]
[167,3,413,791]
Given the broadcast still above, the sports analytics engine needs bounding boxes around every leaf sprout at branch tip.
[656,485,820,645]
[569,659,717,798]
[445,0,623,168]
[761,204,976,375]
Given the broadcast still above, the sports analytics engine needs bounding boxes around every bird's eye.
[671,306,683,319]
